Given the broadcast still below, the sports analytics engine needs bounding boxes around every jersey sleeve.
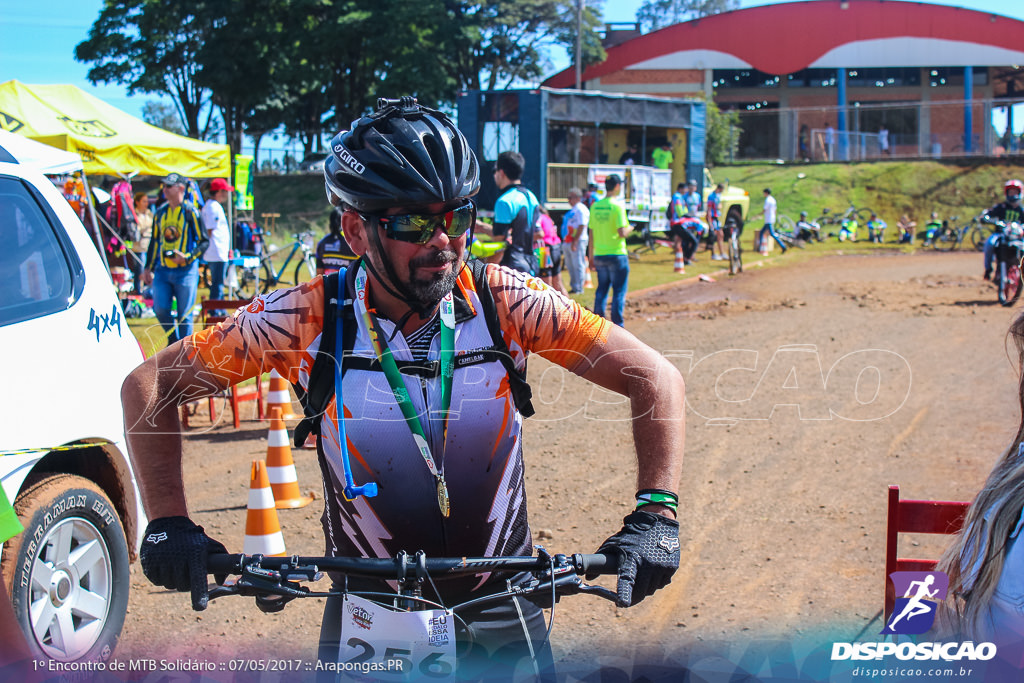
[186,278,326,387]
[493,194,514,233]
[480,263,610,374]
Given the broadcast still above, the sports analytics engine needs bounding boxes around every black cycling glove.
[140,516,228,611]
[594,510,680,608]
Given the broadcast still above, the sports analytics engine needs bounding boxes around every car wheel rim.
[28,517,112,661]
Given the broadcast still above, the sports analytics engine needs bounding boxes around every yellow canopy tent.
[0,80,230,177]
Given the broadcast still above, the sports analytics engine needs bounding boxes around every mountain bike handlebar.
[207,550,614,578]
[205,549,619,613]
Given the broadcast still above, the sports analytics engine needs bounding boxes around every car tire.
[1,474,129,663]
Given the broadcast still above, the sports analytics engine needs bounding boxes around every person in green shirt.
[590,174,632,326]
[0,485,35,675]
[651,142,673,170]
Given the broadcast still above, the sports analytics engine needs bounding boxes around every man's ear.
[342,210,369,256]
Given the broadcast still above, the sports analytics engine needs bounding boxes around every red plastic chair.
[884,485,970,620]
[181,298,264,429]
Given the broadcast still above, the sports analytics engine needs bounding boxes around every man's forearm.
[121,353,191,520]
[627,355,686,497]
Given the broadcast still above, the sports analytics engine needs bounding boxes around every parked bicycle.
[725,215,743,274]
[969,214,997,252]
[773,214,806,250]
[630,222,674,259]
[928,215,968,251]
[205,550,618,676]
[816,202,873,228]
[236,230,318,295]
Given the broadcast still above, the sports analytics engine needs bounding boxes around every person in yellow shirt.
[589,174,633,326]
[651,142,673,170]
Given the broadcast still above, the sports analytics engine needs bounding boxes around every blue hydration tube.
[334,267,378,501]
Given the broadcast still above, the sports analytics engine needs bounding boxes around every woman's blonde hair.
[935,310,1024,637]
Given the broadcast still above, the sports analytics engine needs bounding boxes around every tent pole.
[80,173,111,276]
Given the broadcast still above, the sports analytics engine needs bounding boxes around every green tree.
[75,0,219,140]
[194,0,289,156]
[141,101,185,135]
[704,96,741,166]
[552,0,607,78]
[441,0,605,91]
[637,0,738,32]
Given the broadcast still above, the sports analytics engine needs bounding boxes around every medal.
[437,477,450,517]
[357,269,455,519]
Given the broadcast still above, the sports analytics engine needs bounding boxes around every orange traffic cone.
[673,251,686,274]
[244,460,286,556]
[266,369,299,420]
[266,407,315,509]
[584,267,593,289]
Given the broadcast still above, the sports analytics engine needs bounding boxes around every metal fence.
[722,98,1024,162]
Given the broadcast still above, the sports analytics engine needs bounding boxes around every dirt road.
[115,250,1020,678]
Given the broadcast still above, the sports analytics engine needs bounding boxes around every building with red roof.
[543,1,1024,160]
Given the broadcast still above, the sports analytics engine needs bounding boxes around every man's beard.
[406,248,461,307]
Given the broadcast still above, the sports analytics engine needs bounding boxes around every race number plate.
[337,594,456,679]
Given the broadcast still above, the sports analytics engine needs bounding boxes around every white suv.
[0,159,145,663]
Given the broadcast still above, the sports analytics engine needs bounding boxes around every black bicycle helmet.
[324,97,479,214]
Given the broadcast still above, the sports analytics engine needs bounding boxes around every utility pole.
[575,0,583,90]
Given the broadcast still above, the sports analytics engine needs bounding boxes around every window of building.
[712,69,780,89]
[928,67,989,88]
[787,69,837,88]
[846,68,921,88]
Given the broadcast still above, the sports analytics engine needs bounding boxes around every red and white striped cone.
[584,266,593,289]
[674,251,686,274]
[266,408,316,509]
[243,460,287,556]
[266,369,299,420]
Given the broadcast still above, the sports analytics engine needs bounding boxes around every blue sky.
[2,1,1023,126]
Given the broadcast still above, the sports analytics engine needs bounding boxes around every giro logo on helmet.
[333,144,366,175]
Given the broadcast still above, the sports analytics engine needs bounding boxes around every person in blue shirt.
[682,179,702,217]
[492,151,541,275]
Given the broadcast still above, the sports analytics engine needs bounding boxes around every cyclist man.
[315,205,358,275]
[492,150,541,275]
[122,98,684,679]
[668,181,699,273]
[705,183,727,260]
[983,180,1024,282]
[796,211,822,242]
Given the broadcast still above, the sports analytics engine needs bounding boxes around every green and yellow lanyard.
[337,269,455,516]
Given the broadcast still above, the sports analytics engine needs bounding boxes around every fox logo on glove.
[145,532,168,544]
[659,536,680,553]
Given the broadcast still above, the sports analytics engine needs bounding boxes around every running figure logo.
[882,571,948,635]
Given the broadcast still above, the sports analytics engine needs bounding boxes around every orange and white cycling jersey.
[188,261,608,593]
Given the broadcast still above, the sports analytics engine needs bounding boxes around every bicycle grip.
[207,553,244,575]
[575,553,618,575]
